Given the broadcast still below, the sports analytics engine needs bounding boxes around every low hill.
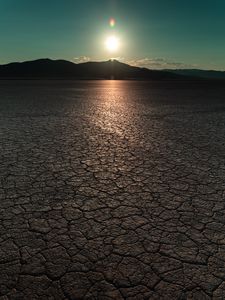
[167,69,225,80]
[1,58,224,80]
[0,58,190,80]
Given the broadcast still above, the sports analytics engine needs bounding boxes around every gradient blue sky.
[0,0,225,70]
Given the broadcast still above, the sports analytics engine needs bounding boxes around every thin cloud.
[72,56,198,69]
[73,56,91,63]
[126,57,197,70]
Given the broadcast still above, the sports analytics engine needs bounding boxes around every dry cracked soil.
[1,80,225,299]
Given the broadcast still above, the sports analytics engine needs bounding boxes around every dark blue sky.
[1,0,225,69]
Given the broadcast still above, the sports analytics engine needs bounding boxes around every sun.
[105,36,119,52]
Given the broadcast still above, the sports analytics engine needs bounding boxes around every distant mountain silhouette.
[0,58,185,79]
[167,69,225,80]
[0,58,223,80]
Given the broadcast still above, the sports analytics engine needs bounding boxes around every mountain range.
[0,58,224,80]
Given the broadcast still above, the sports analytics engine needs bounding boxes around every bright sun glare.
[105,36,119,52]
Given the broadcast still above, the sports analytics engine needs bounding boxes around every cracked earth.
[1,80,225,299]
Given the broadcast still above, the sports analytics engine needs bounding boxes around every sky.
[0,0,225,70]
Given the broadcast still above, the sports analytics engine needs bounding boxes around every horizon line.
[0,58,225,72]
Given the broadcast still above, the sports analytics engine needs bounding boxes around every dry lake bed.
[1,80,225,299]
